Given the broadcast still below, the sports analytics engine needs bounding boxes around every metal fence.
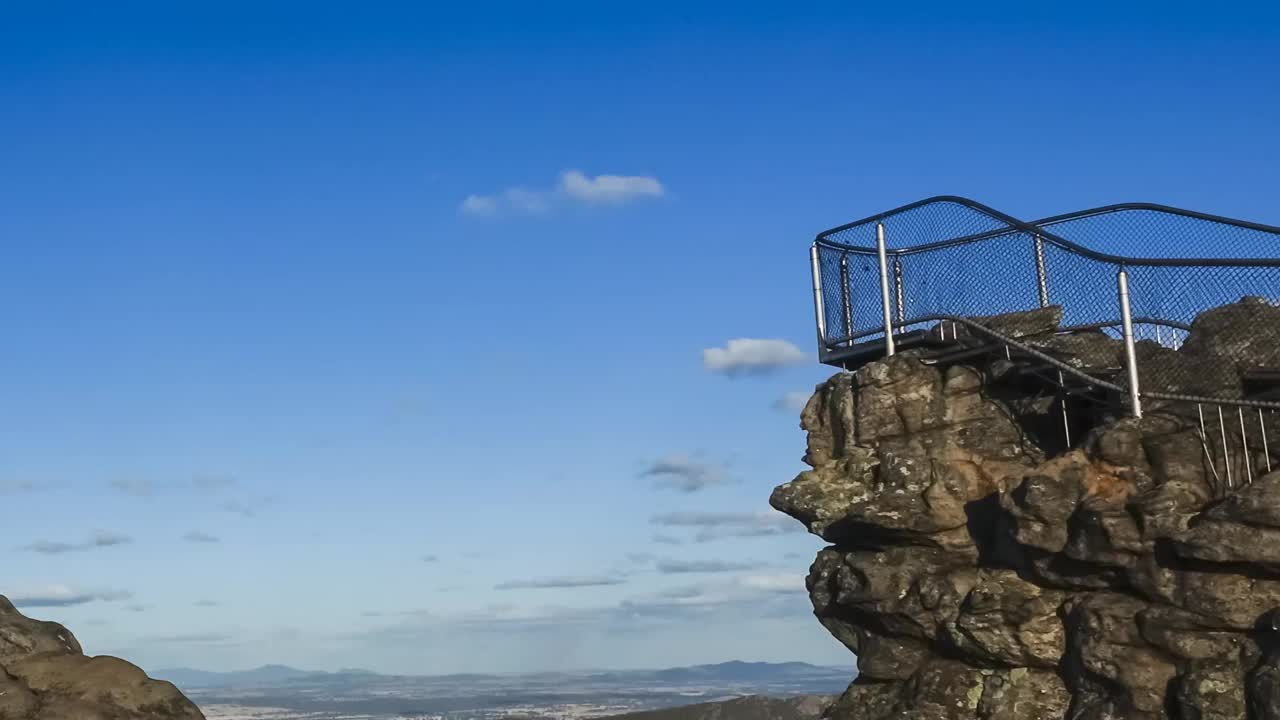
[809,196,1280,419]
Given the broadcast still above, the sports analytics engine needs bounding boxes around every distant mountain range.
[606,695,831,720]
[154,660,848,690]
[595,661,843,684]
[153,663,319,688]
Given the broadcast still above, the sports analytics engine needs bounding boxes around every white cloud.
[8,585,132,608]
[352,588,805,646]
[504,187,551,214]
[703,338,808,376]
[142,632,239,644]
[183,531,220,544]
[19,541,78,554]
[90,530,132,547]
[459,194,500,217]
[651,511,802,543]
[112,475,237,495]
[220,494,279,517]
[642,454,730,492]
[191,475,237,491]
[656,558,764,575]
[459,187,550,217]
[460,169,665,218]
[774,390,811,413]
[110,478,156,496]
[557,170,664,204]
[738,574,801,593]
[20,530,133,554]
[495,576,626,590]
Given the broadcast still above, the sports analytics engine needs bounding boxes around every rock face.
[0,596,204,720]
[771,304,1280,719]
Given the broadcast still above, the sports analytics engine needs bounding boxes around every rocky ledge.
[771,301,1280,719]
[0,596,203,720]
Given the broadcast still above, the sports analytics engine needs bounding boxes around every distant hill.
[651,661,837,683]
[585,661,848,686]
[157,660,849,690]
[600,695,831,720]
[152,664,319,688]
[156,659,851,694]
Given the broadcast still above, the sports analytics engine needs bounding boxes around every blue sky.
[1,1,1277,674]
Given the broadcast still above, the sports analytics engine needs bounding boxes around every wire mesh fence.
[810,197,1280,413]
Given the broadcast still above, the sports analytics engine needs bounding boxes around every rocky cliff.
[771,302,1280,719]
[0,596,204,720]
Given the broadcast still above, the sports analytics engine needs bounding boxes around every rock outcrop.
[772,301,1280,719]
[0,596,204,720]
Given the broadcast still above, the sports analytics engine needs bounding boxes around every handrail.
[1033,202,1280,236]
[813,195,1280,268]
[813,195,1007,240]
[840,316,1196,345]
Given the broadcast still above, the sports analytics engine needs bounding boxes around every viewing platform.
[808,197,1280,489]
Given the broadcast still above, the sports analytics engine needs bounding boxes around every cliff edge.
[0,596,204,720]
[772,303,1280,719]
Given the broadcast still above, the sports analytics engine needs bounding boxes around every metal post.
[809,244,828,360]
[1199,403,1222,489]
[1240,408,1254,484]
[1058,370,1072,448]
[893,257,905,331]
[1219,405,1234,490]
[1117,269,1143,418]
[1261,409,1272,474]
[1034,234,1050,308]
[839,255,852,346]
[876,222,896,356]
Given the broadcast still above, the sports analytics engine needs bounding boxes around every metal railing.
[808,196,1280,418]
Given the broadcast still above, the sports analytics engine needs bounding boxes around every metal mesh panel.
[1125,264,1280,407]
[809,197,1280,411]
[820,199,1014,251]
[1037,243,1119,328]
[1040,207,1280,260]
[895,232,1041,324]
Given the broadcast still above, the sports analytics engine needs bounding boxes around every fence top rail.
[813,195,1280,268]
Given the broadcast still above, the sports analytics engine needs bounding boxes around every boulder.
[1181,296,1280,371]
[967,306,1064,340]
[0,597,80,667]
[0,596,203,720]
[1169,471,1280,573]
[944,571,1066,670]
[1027,330,1122,370]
